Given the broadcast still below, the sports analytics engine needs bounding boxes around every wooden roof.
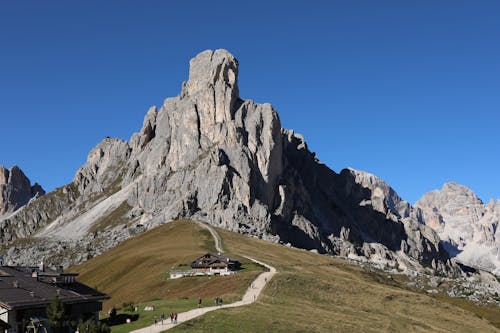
[190,253,239,269]
[0,266,109,310]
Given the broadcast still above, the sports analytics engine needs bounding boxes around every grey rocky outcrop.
[0,49,453,273]
[0,165,45,216]
[416,182,500,274]
[0,183,78,244]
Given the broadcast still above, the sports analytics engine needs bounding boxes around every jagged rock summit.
[0,50,451,274]
[72,49,283,235]
[416,182,500,274]
[0,165,44,216]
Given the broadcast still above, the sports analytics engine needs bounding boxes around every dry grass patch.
[70,220,260,312]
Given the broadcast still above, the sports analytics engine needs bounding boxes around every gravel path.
[129,223,277,333]
[196,221,224,253]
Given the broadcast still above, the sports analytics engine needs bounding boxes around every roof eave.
[5,294,110,310]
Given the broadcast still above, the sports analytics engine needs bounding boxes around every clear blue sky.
[1,1,499,204]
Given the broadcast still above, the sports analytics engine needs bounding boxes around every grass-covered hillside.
[169,226,500,333]
[71,220,499,332]
[70,220,261,313]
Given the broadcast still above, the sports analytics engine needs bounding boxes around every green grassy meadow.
[69,220,261,332]
[71,220,500,332]
[168,226,500,333]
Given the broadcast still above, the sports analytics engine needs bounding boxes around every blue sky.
[1,1,499,203]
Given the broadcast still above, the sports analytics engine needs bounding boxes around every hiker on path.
[154,315,157,325]
[214,297,219,306]
[198,297,202,308]
[160,312,165,325]
[170,313,174,324]
[174,312,178,324]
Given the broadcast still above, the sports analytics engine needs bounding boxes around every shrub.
[77,320,110,333]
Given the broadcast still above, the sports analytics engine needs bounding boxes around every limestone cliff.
[0,165,45,216]
[0,50,452,273]
[416,183,500,274]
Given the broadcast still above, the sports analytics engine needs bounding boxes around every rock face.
[0,165,45,216]
[0,49,452,273]
[416,182,500,275]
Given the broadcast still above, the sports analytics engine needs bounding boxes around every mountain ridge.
[0,49,452,275]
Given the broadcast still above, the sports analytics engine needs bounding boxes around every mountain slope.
[416,182,500,274]
[70,220,260,313]
[0,49,451,274]
[74,220,500,332]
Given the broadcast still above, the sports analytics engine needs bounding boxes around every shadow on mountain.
[270,134,449,267]
[456,262,477,274]
[440,240,462,258]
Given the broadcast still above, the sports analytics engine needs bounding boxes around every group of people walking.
[149,294,227,327]
[198,296,223,307]
[154,312,178,325]
[150,294,226,328]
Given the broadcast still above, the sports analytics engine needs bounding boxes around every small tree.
[46,296,65,333]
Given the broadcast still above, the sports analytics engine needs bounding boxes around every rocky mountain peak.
[0,50,453,275]
[167,49,243,147]
[416,182,483,215]
[186,49,239,97]
[1,165,27,189]
[442,182,483,204]
[0,165,45,216]
[416,182,499,274]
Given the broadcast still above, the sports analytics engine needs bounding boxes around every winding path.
[196,221,224,253]
[129,222,277,333]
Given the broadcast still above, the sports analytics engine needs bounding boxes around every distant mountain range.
[0,49,497,277]
[416,182,499,275]
[346,170,500,275]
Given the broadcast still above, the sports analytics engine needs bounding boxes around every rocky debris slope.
[0,49,453,274]
[0,183,78,244]
[416,182,500,275]
[0,165,45,216]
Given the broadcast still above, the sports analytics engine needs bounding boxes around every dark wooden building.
[0,263,108,333]
[190,253,240,271]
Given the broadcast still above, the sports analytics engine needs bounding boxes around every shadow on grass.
[102,314,139,327]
